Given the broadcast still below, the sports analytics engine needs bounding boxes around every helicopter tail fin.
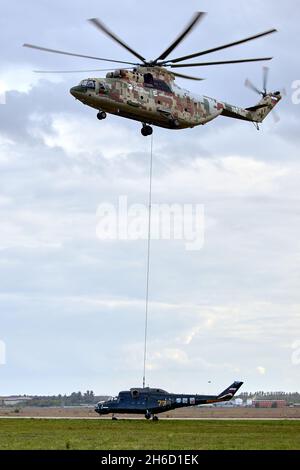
[217,381,243,402]
[245,92,282,123]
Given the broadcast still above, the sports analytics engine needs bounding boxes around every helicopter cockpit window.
[144,73,154,88]
[80,80,96,89]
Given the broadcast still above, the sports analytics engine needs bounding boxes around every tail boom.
[220,92,282,123]
[194,381,244,406]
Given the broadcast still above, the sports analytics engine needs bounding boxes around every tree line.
[23,390,109,407]
[238,391,300,403]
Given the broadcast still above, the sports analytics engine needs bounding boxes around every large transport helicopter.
[24,13,282,136]
[95,381,243,420]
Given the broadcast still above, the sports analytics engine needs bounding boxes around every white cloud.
[154,155,289,197]
[38,114,145,160]
[146,348,189,370]
[0,68,62,96]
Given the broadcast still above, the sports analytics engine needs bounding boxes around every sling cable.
[142,133,153,389]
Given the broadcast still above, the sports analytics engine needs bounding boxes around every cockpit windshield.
[106,396,118,403]
[80,79,96,89]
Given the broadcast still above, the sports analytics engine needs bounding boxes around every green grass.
[0,419,299,450]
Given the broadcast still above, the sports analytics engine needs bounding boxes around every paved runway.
[1,416,299,420]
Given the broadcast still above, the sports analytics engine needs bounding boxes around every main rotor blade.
[88,18,146,63]
[263,66,269,94]
[170,57,273,67]
[164,29,277,64]
[245,78,262,95]
[23,43,137,65]
[154,12,206,62]
[33,68,130,73]
[171,71,204,81]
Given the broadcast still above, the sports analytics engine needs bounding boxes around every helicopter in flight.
[95,381,243,420]
[23,13,282,136]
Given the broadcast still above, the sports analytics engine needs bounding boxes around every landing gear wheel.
[141,124,153,137]
[97,111,107,120]
[152,416,159,421]
[112,415,118,420]
[145,412,152,420]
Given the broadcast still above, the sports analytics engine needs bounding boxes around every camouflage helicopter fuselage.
[70,66,281,131]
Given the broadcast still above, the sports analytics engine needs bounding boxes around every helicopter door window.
[154,79,172,93]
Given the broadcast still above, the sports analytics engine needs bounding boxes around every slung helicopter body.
[70,66,282,133]
[24,12,282,135]
[95,381,243,420]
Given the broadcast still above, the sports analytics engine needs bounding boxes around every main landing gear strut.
[141,123,153,137]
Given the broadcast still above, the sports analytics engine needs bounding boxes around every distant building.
[253,400,286,408]
[0,396,32,406]
[214,401,235,408]
[234,398,243,407]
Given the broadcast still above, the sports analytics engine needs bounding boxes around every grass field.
[0,419,299,450]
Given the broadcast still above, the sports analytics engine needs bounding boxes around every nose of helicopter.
[70,86,82,98]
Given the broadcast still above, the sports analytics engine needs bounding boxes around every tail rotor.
[245,67,285,123]
[245,66,272,98]
[262,66,269,96]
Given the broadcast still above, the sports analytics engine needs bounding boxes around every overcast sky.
[0,0,300,396]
